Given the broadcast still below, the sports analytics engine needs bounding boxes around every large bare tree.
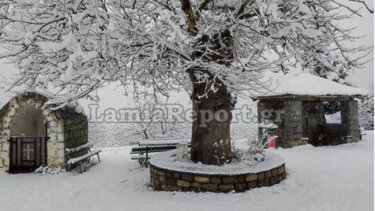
[0,0,372,165]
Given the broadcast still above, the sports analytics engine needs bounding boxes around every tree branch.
[349,0,374,14]
[179,0,197,35]
[195,0,212,20]
[235,0,257,19]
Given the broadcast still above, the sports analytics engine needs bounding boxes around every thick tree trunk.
[187,28,234,165]
[189,69,233,165]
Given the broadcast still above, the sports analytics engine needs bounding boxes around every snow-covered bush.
[231,139,244,162]
[359,86,374,130]
[176,144,190,162]
[231,139,265,163]
[248,140,265,162]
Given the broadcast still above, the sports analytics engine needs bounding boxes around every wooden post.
[145,145,149,168]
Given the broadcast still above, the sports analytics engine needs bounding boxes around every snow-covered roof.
[259,73,368,98]
[0,88,85,114]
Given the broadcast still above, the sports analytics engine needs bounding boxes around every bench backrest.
[66,143,93,159]
[131,144,191,154]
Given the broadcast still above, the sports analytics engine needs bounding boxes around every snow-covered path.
[0,131,373,211]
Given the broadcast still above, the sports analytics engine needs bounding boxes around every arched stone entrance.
[0,92,88,173]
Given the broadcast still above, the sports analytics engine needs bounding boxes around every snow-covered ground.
[0,131,373,211]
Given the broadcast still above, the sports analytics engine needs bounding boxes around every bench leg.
[145,147,149,168]
[80,163,84,173]
[97,154,101,163]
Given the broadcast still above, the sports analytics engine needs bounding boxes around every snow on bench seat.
[67,149,102,165]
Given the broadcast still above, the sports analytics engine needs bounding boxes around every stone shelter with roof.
[0,91,88,172]
[257,73,367,148]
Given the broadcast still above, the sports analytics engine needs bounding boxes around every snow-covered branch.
[0,0,372,102]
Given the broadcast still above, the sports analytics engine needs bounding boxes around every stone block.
[8,107,16,117]
[39,103,50,111]
[166,177,176,185]
[159,175,165,182]
[257,172,265,181]
[257,179,269,187]
[3,116,11,126]
[271,168,278,177]
[246,174,257,182]
[202,183,217,191]
[56,133,64,142]
[237,176,245,183]
[265,171,272,179]
[191,182,202,188]
[152,179,160,187]
[48,120,58,127]
[1,152,8,166]
[219,184,234,192]
[42,108,52,116]
[194,176,210,183]
[177,180,190,188]
[210,177,221,184]
[157,170,165,176]
[55,148,65,159]
[181,174,194,181]
[223,176,236,184]
[9,99,19,109]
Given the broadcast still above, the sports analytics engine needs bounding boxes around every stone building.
[0,91,88,172]
[257,73,367,148]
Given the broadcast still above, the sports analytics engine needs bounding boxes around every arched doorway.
[8,104,48,173]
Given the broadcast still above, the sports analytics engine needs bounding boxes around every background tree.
[359,84,374,130]
[0,0,372,165]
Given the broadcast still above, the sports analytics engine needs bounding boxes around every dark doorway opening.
[8,136,48,173]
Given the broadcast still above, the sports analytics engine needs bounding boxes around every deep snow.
[0,131,373,211]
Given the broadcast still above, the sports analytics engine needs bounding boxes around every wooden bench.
[137,139,189,147]
[130,139,190,167]
[66,143,102,173]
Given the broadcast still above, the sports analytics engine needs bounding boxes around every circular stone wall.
[150,151,286,192]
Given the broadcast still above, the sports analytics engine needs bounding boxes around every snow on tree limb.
[0,0,372,103]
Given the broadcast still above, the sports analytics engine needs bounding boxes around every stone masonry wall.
[63,112,88,150]
[341,100,360,142]
[258,99,306,148]
[63,111,88,165]
[150,164,286,192]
